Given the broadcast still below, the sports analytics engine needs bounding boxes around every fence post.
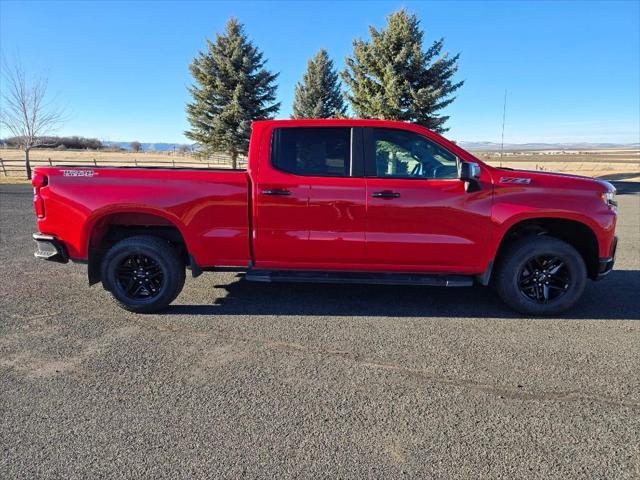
[172,157,175,168]
[48,157,52,166]
[0,158,5,176]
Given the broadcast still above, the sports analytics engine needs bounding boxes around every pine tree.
[342,9,463,133]
[292,49,346,119]
[185,18,280,167]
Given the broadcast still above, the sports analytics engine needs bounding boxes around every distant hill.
[104,141,190,152]
[103,140,639,153]
[459,141,640,151]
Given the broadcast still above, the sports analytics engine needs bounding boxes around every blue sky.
[1,0,639,144]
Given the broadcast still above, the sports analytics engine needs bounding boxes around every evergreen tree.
[292,49,346,118]
[185,18,280,167]
[342,9,463,133]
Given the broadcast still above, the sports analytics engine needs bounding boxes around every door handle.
[372,191,400,199]
[262,189,291,196]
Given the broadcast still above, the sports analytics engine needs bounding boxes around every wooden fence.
[0,153,247,177]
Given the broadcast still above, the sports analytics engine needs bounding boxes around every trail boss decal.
[500,177,531,184]
[61,169,97,177]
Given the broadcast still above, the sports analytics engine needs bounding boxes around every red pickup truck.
[32,119,617,315]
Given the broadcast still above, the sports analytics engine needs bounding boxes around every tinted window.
[272,127,351,177]
[372,128,458,179]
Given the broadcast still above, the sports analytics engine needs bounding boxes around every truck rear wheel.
[495,235,587,316]
[101,235,185,313]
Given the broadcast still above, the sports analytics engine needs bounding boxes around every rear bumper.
[596,236,617,279]
[33,233,69,263]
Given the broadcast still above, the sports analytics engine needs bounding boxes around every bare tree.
[0,59,66,179]
[130,141,142,153]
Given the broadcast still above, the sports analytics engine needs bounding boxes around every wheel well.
[494,218,600,280]
[87,213,189,285]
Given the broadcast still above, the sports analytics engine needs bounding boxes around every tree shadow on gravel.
[164,270,640,321]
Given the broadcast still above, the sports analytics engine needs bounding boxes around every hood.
[492,167,616,193]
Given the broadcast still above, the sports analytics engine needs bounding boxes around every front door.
[364,127,492,273]
[254,126,367,269]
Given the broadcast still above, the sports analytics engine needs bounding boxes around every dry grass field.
[1,147,638,182]
[476,148,640,182]
[0,148,199,165]
[0,148,244,172]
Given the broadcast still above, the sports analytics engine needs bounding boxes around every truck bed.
[33,166,252,267]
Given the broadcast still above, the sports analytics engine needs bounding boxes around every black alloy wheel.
[115,254,165,300]
[517,255,570,303]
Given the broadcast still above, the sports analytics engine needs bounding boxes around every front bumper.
[596,236,617,279]
[33,233,68,263]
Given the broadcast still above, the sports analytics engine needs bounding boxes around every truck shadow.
[611,181,640,195]
[165,269,640,320]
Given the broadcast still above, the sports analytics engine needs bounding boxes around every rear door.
[253,126,367,269]
[364,127,492,272]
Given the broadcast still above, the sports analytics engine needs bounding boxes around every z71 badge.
[500,177,531,184]
[61,169,97,177]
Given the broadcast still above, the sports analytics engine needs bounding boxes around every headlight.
[602,190,617,208]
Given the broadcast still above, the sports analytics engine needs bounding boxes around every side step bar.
[245,270,473,287]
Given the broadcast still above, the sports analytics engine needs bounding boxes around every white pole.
[500,89,507,167]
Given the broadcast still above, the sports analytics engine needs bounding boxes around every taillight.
[32,174,48,218]
[32,174,47,189]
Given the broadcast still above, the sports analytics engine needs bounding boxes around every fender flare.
[83,205,195,285]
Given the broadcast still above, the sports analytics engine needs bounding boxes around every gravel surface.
[1,183,639,479]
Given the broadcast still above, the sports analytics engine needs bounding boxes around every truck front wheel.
[101,235,185,313]
[495,235,587,316]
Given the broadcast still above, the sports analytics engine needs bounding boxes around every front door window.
[372,128,458,180]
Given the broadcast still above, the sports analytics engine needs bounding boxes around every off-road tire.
[495,235,587,316]
[101,235,185,313]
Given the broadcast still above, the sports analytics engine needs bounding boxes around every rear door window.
[271,127,351,177]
